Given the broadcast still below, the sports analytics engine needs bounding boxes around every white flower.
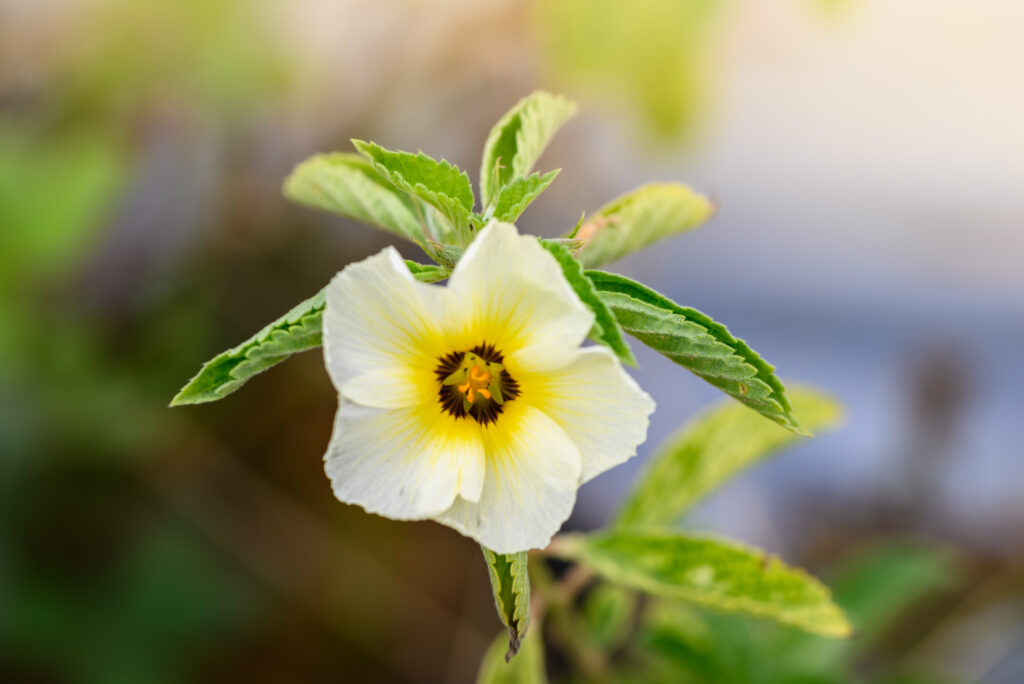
[321,221,655,553]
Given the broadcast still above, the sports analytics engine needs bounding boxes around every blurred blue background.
[2,0,1022,681]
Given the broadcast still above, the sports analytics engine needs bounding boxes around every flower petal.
[523,347,655,484]
[323,247,447,408]
[433,401,582,553]
[325,401,485,519]
[446,221,594,372]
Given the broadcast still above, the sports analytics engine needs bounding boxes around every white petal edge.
[324,400,486,519]
[432,401,582,553]
[522,346,655,484]
[445,221,595,373]
[323,247,447,408]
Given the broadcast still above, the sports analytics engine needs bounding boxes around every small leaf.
[576,183,714,268]
[492,170,560,222]
[481,547,532,661]
[475,627,546,684]
[170,262,449,406]
[587,270,804,433]
[352,140,474,234]
[541,241,635,366]
[404,260,451,283]
[480,91,577,208]
[282,153,426,244]
[616,387,842,528]
[170,290,325,406]
[553,531,852,638]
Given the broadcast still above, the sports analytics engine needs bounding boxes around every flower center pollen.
[434,343,520,425]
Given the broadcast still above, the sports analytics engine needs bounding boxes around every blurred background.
[2,0,1022,681]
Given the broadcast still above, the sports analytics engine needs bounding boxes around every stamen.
[434,345,520,425]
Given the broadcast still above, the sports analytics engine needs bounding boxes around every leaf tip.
[504,629,522,662]
[168,387,199,407]
[350,138,372,156]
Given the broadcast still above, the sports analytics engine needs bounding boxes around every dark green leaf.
[587,270,804,433]
[616,387,840,527]
[493,170,560,222]
[541,241,636,365]
[554,531,851,638]
[352,140,474,233]
[282,152,427,244]
[481,547,532,661]
[480,91,577,208]
[576,183,714,268]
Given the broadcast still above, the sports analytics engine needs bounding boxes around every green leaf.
[282,152,427,244]
[352,140,474,234]
[404,260,451,283]
[492,170,560,222]
[170,290,326,406]
[553,531,852,638]
[616,387,841,528]
[170,262,449,406]
[481,547,532,661]
[480,91,577,208]
[540,241,635,366]
[576,183,714,268]
[475,627,546,684]
[587,270,804,433]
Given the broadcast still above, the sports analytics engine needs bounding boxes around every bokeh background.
[2,0,1023,681]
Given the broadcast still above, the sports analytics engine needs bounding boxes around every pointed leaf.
[481,547,532,661]
[170,290,326,406]
[480,91,577,208]
[352,140,473,232]
[170,262,449,406]
[541,240,635,365]
[553,531,851,638]
[577,183,714,268]
[587,270,804,433]
[616,387,842,528]
[475,627,546,684]
[282,153,426,244]
[493,170,560,222]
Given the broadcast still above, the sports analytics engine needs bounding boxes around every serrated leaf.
[170,290,325,406]
[492,170,560,222]
[475,627,546,684]
[282,152,426,244]
[480,91,577,208]
[576,183,714,268]
[540,241,635,366]
[616,387,842,528]
[481,547,532,661]
[587,270,804,433]
[170,262,449,406]
[352,140,474,234]
[553,531,852,638]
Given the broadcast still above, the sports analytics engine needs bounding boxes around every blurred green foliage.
[532,0,723,141]
[592,542,960,683]
[58,0,291,120]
